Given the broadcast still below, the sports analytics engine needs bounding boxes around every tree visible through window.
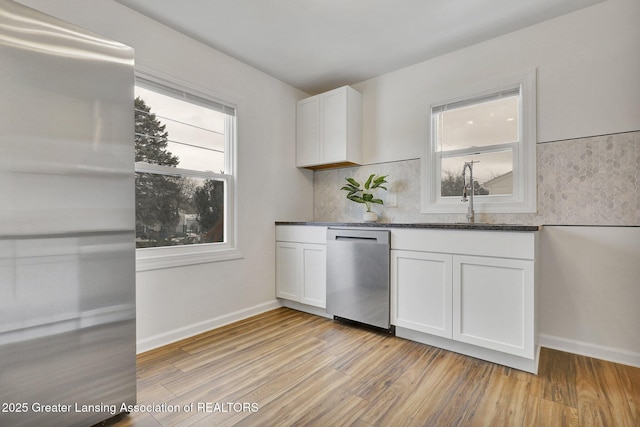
[134,79,233,249]
[440,170,489,197]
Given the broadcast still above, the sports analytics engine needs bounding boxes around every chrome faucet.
[461,161,477,223]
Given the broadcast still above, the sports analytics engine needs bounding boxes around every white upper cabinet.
[296,86,362,169]
[296,96,320,165]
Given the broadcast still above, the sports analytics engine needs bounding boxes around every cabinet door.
[275,242,300,301]
[296,96,320,166]
[320,88,347,163]
[453,255,534,358]
[392,250,453,338]
[300,244,326,308]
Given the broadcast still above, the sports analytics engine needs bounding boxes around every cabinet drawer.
[391,228,536,260]
[276,225,327,244]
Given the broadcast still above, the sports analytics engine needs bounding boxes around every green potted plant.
[340,174,388,222]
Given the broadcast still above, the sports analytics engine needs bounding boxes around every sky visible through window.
[135,86,226,173]
[436,94,518,195]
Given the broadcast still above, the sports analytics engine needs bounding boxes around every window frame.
[421,70,537,214]
[134,69,241,271]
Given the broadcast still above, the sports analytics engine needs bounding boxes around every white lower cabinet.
[453,255,534,359]
[392,250,452,338]
[275,242,301,301]
[300,244,326,307]
[276,242,326,308]
[276,225,539,372]
[275,226,327,310]
[390,228,538,373]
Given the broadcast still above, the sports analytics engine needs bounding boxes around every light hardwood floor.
[108,308,640,426]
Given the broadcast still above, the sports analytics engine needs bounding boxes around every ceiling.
[115,0,603,95]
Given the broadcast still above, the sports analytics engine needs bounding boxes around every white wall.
[16,0,314,352]
[539,226,640,367]
[354,0,640,164]
[348,0,640,366]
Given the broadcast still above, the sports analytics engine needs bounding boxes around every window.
[422,71,537,214]
[134,74,239,270]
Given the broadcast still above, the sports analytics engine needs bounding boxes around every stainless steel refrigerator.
[0,1,136,426]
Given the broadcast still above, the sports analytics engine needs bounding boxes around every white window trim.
[134,69,242,271]
[421,69,537,214]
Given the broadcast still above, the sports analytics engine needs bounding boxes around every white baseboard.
[539,334,640,368]
[136,300,281,354]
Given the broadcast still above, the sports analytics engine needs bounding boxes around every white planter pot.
[363,211,378,222]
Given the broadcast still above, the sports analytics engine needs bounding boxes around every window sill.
[135,245,243,272]
[421,197,537,215]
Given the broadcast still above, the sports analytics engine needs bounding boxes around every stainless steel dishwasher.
[326,228,392,331]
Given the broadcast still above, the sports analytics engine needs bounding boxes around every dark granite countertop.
[275,221,541,232]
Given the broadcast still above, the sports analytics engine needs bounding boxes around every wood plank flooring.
[108,308,640,427]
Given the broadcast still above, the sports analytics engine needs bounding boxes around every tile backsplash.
[314,131,640,226]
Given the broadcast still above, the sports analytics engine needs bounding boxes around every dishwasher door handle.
[335,236,377,242]
[327,228,390,245]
